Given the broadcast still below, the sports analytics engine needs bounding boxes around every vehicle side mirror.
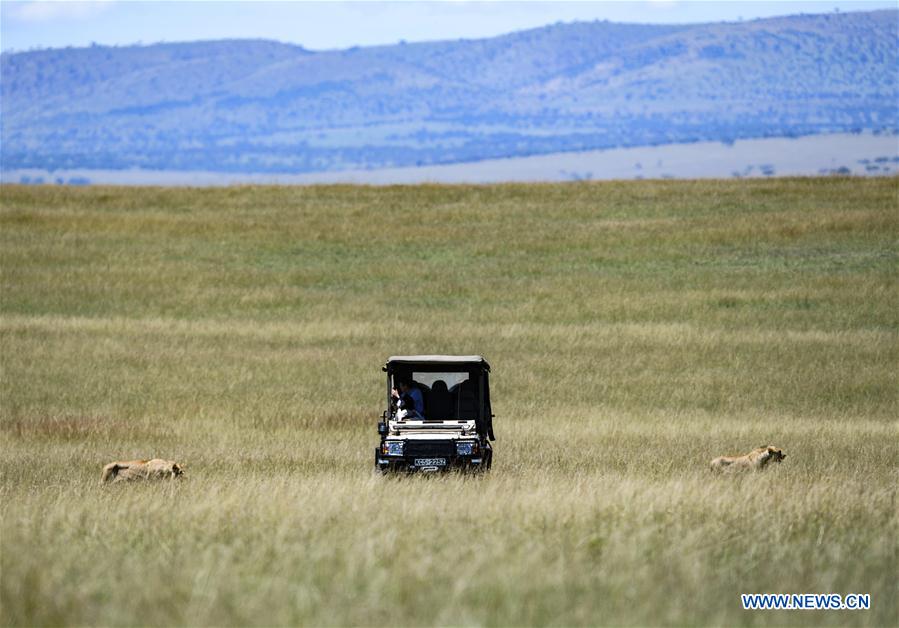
[378,421,388,436]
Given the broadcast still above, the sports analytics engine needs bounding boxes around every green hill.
[2,10,897,173]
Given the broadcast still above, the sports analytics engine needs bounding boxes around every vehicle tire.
[374,449,387,475]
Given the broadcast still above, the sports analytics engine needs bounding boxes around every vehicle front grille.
[405,440,454,458]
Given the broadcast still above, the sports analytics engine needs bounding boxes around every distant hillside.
[1,10,897,174]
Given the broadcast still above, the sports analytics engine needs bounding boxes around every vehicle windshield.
[413,371,469,389]
[390,370,480,421]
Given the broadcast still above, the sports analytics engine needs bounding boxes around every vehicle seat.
[456,380,478,421]
[427,380,454,420]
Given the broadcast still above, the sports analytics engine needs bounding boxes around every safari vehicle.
[375,355,495,473]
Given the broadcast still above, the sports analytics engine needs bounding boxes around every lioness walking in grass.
[101,459,184,483]
[710,446,785,472]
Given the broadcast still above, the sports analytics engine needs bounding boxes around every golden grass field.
[1,178,897,627]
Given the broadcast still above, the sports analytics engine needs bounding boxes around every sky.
[1,0,896,53]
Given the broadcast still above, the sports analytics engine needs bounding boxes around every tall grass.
[1,178,897,626]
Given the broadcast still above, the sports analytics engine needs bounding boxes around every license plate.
[414,458,447,467]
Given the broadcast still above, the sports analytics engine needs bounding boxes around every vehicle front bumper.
[375,450,490,473]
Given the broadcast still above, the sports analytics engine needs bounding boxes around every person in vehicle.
[392,377,424,417]
[427,379,454,419]
[395,392,423,420]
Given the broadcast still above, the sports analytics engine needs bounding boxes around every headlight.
[382,441,404,456]
[456,441,479,456]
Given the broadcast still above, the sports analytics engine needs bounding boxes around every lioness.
[101,459,184,483]
[710,446,785,472]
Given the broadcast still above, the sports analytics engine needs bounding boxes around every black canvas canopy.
[383,355,494,440]
[385,355,490,372]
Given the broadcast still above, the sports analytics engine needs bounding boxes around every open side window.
[482,373,495,441]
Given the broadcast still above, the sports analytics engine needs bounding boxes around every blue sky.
[2,0,895,52]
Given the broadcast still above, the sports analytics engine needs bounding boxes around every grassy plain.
[1,178,897,627]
